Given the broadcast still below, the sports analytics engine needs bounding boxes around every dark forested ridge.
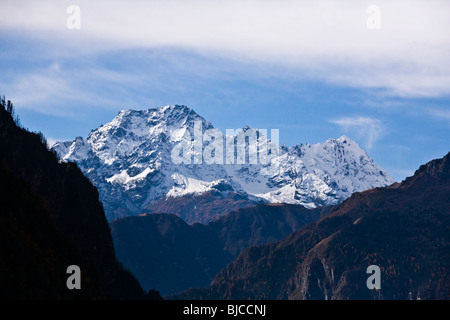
[173,152,450,300]
[0,98,158,299]
[0,162,104,299]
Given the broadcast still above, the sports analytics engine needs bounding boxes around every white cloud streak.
[329,116,384,150]
[1,0,450,98]
[427,108,450,122]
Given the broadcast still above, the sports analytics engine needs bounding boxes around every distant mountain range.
[52,105,395,223]
[171,151,450,300]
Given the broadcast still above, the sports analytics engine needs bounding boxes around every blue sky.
[1,0,449,181]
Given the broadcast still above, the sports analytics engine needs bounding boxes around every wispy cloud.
[0,57,163,116]
[1,0,450,98]
[1,65,116,116]
[427,108,450,122]
[329,116,384,150]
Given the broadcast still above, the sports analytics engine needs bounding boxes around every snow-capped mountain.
[52,105,395,223]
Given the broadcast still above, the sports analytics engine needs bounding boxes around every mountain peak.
[416,151,450,177]
[162,104,191,112]
[92,105,211,143]
[53,107,395,222]
[398,151,450,190]
[116,104,198,120]
[337,135,353,144]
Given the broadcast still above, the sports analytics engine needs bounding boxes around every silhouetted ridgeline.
[0,99,159,299]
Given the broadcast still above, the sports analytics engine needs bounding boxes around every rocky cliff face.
[53,105,395,223]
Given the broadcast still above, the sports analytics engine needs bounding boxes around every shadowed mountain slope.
[0,100,152,299]
[110,203,329,296]
[173,152,450,300]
